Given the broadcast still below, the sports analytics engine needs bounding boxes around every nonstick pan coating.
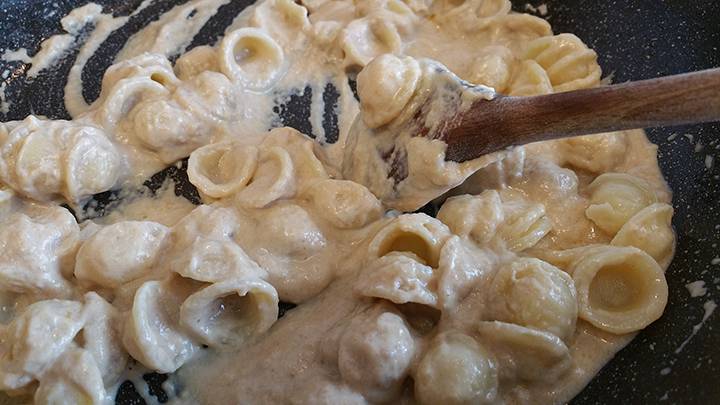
[1,1,718,403]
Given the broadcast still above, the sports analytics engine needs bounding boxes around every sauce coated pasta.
[0,0,675,404]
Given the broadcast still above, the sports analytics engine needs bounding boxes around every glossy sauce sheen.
[0,1,676,404]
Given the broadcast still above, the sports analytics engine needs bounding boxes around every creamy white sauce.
[0,1,679,404]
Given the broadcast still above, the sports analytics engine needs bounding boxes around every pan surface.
[0,0,718,403]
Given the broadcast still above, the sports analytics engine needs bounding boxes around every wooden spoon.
[342,64,720,210]
[444,68,720,162]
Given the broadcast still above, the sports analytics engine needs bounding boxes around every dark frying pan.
[1,1,718,403]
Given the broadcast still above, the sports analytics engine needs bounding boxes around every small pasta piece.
[122,279,198,373]
[132,99,209,164]
[1,300,84,381]
[219,28,285,90]
[257,203,327,259]
[236,146,296,208]
[524,33,601,92]
[436,236,495,311]
[33,346,106,405]
[486,258,577,341]
[508,60,553,96]
[368,213,452,268]
[338,309,414,403]
[356,54,421,128]
[356,252,437,307]
[259,127,329,186]
[497,198,552,252]
[0,117,123,203]
[174,45,220,80]
[477,321,571,382]
[188,142,258,199]
[250,0,311,44]
[571,245,668,334]
[96,77,169,130]
[251,204,331,303]
[612,203,675,266]
[414,332,498,405]
[585,173,657,235]
[174,71,241,121]
[179,279,278,348]
[437,190,504,245]
[169,205,237,244]
[468,45,516,92]
[303,179,382,228]
[559,132,628,173]
[171,238,267,283]
[62,127,123,202]
[81,292,127,387]
[99,53,179,97]
[340,17,402,68]
[0,206,78,297]
[74,221,169,288]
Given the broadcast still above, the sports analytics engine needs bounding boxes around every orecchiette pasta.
[497,196,552,252]
[508,60,553,96]
[74,221,169,288]
[340,18,403,68]
[437,191,505,245]
[219,28,286,90]
[368,213,452,267]
[0,117,123,203]
[0,205,78,297]
[436,236,495,311]
[1,300,84,383]
[524,33,601,92]
[174,45,220,81]
[302,179,382,228]
[236,146,296,208]
[414,332,498,405]
[0,0,679,402]
[585,173,657,235]
[131,98,210,163]
[81,292,127,387]
[356,252,437,307]
[559,132,628,173]
[468,45,516,92]
[97,77,170,131]
[338,308,414,403]
[486,258,577,341]
[179,278,278,348]
[122,278,198,373]
[173,238,267,283]
[356,54,421,128]
[33,346,106,405]
[478,321,571,382]
[187,142,258,199]
[611,203,675,266]
[570,245,668,334]
[250,0,311,44]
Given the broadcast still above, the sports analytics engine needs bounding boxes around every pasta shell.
[478,321,571,382]
[571,245,668,334]
[219,28,286,91]
[611,203,675,267]
[179,278,278,348]
[368,213,452,268]
[414,331,498,405]
[585,173,657,235]
[122,279,197,373]
[187,142,258,199]
[236,146,296,208]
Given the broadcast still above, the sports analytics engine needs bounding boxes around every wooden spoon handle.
[445,68,720,162]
